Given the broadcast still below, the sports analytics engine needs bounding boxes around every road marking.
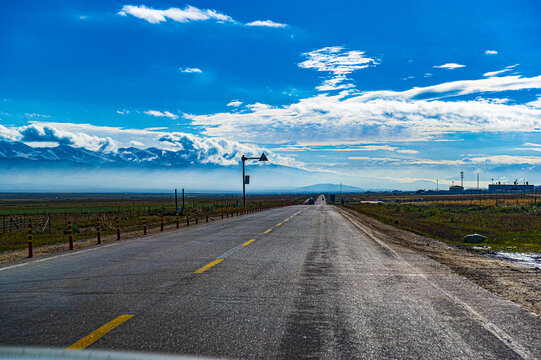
[66,315,134,350]
[242,239,255,246]
[284,219,289,222]
[0,243,117,272]
[276,223,282,227]
[194,259,224,273]
[264,229,272,234]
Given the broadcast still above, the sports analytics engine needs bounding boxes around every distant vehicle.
[304,197,315,204]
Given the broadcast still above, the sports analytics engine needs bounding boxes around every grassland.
[342,197,541,253]
[0,193,306,253]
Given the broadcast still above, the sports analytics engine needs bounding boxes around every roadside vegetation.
[342,199,541,253]
[0,193,305,253]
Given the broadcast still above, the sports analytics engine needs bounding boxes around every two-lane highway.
[1,199,540,359]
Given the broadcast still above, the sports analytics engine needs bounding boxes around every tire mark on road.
[279,209,357,358]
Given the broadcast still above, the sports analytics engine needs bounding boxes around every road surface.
[1,196,540,359]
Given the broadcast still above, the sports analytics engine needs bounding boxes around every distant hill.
[294,183,365,193]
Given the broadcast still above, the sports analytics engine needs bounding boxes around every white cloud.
[424,73,432,78]
[349,156,401,162]
[527,95,541,108]
[356,75,541,101]
[227,100,243,107]
[118,5,233,24]
[179,67,202,73]
[245,20,286,28]
[16,123,118,152]
[348,154,541,166]
[514,142,541,152]
[483,69,511,77]
[483,64,518,77]
[186,81,541,145]
[433,63,466,69]
[25,113,51,118]
[118,4,287,29]
[116,110,130,115]
[484,50,498,55]
[0,124,21,141]
[129,140,144,147]
[144,110,179,120]
[356,145,397,151]
[298,46,378,91]
[396,149,419,154]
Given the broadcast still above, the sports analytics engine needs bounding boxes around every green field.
[343,201,541,253]
[0,193,306,253]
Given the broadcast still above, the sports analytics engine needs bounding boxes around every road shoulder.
[335,205,541,317]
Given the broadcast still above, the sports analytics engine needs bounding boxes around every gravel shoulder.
[337,206,541,316]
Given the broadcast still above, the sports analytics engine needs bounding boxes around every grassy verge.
[0,193,306,253]
[342,202,541,253]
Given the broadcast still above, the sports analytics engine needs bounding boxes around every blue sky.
[1,0,541,190]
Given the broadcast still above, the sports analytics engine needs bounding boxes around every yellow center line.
[242,239,255,246]
[194,259,224,273]
[66,315,134,350]
[276,223,282,226]
[284,219,289,222]
[264,229,272,234]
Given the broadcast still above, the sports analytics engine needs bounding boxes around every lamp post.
[241,153,268,206]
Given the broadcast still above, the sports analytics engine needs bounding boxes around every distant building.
[488,183,534,193]
[448,185,464,193]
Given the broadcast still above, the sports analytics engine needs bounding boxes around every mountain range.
[0,140,225,168]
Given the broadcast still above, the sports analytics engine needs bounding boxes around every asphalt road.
[1,195,540,359]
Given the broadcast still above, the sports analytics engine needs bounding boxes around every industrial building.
[488,183,534,193]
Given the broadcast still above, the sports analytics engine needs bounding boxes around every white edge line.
[0,243,116,272]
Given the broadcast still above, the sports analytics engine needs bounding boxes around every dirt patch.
[337,206,541,316]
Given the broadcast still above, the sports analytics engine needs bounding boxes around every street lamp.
[241,153,268,206]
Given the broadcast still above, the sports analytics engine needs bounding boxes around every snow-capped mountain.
[0,140,222,167]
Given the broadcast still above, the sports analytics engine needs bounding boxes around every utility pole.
[241,153,268,206]
[477,174,479,189]
[182,188,185,215]
[175,189,178,213]
[460,171,464,188]
[436,179,439,191]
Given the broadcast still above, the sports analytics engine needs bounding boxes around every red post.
[116,216,120,240]
[68,220,73,250]
[160,212,164,231]
[96,218,101,244]
[205,210,209,223]
[186,215,190,226]
[143,215,147,235]
[28,224,33,258]
[176,212,179,229]
[195,212,198,224]
[221,212,224,219]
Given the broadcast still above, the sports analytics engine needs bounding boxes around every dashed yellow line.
[194,259,224,273]
[264,229,272,234]
[66,315,134,350]
[242,239,255,246]
[284,218,289,222]
[276,223,282,227]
